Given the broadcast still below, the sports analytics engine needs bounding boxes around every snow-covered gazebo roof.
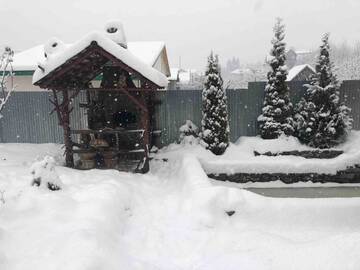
[13,41,168,73]
[32,31,168,88]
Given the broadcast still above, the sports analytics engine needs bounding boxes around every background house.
[168,68,204,90]
[287,64,316,81]
[286,49,314,69]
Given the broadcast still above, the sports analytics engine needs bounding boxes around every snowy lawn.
[0,143,360,269]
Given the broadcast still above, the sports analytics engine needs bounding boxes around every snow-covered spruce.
[258,18,294,139]
[201,52,229,155]
[295,33,352,148]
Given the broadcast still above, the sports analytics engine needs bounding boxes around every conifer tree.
[201,52,230,155]
[258,18,294,139]
[295,33,352,148]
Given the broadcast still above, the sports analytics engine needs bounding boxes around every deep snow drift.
[1,143,360,269]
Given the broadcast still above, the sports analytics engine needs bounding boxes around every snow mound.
[171,155,244,227]
[104,20,127,48]
[44,37,66,58]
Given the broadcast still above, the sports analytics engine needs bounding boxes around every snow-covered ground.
[1,142,360,269]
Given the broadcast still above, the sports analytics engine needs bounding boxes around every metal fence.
[1,80,360,145]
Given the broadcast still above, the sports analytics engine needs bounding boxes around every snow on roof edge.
[32,32,168,88]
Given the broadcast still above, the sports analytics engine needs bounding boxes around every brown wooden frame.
[34,42,164,171]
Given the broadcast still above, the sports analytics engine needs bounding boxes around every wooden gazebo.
[33,31,168,172]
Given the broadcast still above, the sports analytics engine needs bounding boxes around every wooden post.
[62,90,74,168]
[140,93,150,173]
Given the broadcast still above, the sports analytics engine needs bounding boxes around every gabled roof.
[287,64,315,81]
[13,41,167,72]
[32,32,168,88]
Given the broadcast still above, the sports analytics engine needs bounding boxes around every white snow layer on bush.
[157,131,360,175]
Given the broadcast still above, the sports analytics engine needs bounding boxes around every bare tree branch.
[0,47,15,117]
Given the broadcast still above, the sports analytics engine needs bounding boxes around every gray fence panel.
[2,81,360,146]
[0,91,87,143]
[153,90,203,146]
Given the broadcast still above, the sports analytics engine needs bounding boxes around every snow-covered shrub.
[201,52,230,155]
[295,33,353,148]
[30,156,63,191]
[179,120,199,145]
[258,18,294,139]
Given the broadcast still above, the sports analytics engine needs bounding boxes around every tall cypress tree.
[295,33,352,148]
[201,52,230,155]
[258,18,294,139]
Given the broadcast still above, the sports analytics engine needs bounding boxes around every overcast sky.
[1,0,360,70]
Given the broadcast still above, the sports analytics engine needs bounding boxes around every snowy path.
[1,144,360,269]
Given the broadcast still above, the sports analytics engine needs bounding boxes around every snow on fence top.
[32,31,169,87]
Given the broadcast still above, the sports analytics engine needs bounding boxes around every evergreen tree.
[201,52,230,155]
[295,33,352,148]
[258,18,294,139]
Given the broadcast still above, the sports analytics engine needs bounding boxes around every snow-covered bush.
[295,33,353,148]
[258,18,294,139]
[30,156,63,191]
[201,52,230,155]
[179,120,199,145]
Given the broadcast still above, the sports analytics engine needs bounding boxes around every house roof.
[32,32,168,88]
[287,64,315,81]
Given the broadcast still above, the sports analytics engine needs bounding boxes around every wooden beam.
[61,90,74,168]
[115,87,148,113]
[94,47,160,90]
[139,92,150,172]
[50,90,63,125]
[35,42,100,88]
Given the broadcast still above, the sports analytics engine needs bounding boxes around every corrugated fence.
[1,80,360,145]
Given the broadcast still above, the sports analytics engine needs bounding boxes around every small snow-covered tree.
[295,33,352,148]
[258,18,294,139]
[201,52,229,155]
[0,47,15,118]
